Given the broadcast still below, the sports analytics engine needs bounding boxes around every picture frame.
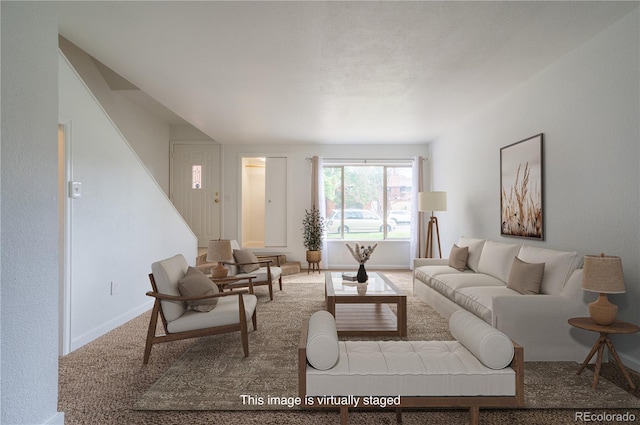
[500,133,544,240]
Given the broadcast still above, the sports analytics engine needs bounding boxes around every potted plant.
[302,206,326,264]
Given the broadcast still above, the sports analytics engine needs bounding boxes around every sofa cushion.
[506,257,545,295]
[233,249,261,273]
[448,244,469,271]
[449,310,514,370]
[430,273,505,301]
[454,286,519,324]
[178,266,220,311]
[306,340,516,397]
[477,241,521,283]
[414,265,470,288]
[306,311,340,370]
[517,245,582,295]
[457,237,486,272]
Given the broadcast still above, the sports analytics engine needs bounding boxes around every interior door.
[172,144,221,246]
[264,157,287,247]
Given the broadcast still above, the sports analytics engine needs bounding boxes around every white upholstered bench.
[298,310,524,425]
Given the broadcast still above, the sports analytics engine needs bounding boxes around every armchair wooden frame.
[223,257,282,301]
[144,273,257,364]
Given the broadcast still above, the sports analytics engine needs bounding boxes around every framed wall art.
[500,133,544,240]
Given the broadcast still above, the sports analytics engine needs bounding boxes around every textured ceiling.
[57,1,637,145]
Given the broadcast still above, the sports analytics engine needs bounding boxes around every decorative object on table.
[345,242,377,283]
[357,282,368,295]
[302,206,326,273]
[206,239,233,278]
[341,272,357,282]
[581,253,625,326]
[500,133,544,240]
[419,191,447,258]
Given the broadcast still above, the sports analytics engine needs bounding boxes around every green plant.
[302,206,326,251]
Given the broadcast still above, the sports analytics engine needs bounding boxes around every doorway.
[171,143,222,246]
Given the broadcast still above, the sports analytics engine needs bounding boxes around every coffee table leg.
[326,296,336,317]
[397,297,407,337]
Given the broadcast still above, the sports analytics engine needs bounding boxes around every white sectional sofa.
[413,237,593,362]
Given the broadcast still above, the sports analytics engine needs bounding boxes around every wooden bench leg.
[340,406,348,425]
[395,407,402,423]
[469,406,479,425]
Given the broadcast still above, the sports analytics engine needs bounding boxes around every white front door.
[172,144,221,246]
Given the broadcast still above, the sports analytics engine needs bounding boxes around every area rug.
[134,271,640,411]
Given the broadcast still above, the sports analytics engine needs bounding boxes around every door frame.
[58,121,72,355]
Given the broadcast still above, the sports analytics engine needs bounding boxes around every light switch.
[69,181,82,199]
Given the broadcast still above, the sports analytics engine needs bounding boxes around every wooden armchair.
[144,254,258,364]
[221,240,283,301]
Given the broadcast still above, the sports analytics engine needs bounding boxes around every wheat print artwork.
[500,134,544,240]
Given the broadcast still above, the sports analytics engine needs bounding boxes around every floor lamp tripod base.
[425,215,442,258]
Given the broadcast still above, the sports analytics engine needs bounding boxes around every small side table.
[210,275,256,294]
[568,317,639,390]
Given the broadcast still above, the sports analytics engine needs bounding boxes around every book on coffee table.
[342,272,357,282]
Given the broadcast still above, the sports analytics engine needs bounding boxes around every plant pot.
[306,250,321,263]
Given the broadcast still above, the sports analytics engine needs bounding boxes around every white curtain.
[311,156,328,269]
[409,156,425,269]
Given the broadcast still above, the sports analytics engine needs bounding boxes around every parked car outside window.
[387,210,411,227]
[327,209,394,233]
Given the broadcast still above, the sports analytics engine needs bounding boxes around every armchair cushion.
[178,267,220,311]
[151,254,189,322]
[167,293,258,333]
[233,249,261,273]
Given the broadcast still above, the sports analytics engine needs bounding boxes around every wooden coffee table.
[325,271,407,337]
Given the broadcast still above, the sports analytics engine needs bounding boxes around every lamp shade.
[206,239,233,263]
[582,254,625,294]
[419,191,447,212]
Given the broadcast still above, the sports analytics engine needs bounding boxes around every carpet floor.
[59,270,640,424]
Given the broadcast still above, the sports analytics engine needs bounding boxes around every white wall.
[59,53,198,351]
[0,2,63,424]
[431,10,640,369]
[59,37,173,194]
[221,143,428,268]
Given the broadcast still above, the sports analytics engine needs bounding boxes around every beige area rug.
[134,271,640,411]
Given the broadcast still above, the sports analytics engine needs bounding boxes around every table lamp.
[581,253,625,326]
[419,191,447,258]
[206,239,233,278]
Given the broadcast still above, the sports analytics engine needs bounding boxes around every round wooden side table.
[568,317,639,390]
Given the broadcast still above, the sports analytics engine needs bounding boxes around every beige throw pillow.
[448,244,469,271]
[233,249,261,273]
[178,266,219,311]
[506,256,545,295]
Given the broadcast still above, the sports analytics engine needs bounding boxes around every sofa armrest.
[492,294,589,360]
[413,258,449,268]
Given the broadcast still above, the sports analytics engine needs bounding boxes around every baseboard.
[44,412,65,424]
[619,351,640,373]
[70,301,153,352]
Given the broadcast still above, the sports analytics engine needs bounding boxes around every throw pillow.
[448,244,469,271]
[233,249,260,273]
[178,266,219,312]
[506,256,545,295]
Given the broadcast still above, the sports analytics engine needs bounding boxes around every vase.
[356,263,368,283]
[357,282,368,295]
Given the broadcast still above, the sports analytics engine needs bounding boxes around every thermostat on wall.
[69,181,82,199]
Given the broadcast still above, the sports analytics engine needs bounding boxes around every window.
[324,162,413,240]
[192,165,202,189]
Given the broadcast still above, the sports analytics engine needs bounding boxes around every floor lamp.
[419,191,447,258]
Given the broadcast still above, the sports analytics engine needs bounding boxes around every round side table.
[568,317,639,390]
